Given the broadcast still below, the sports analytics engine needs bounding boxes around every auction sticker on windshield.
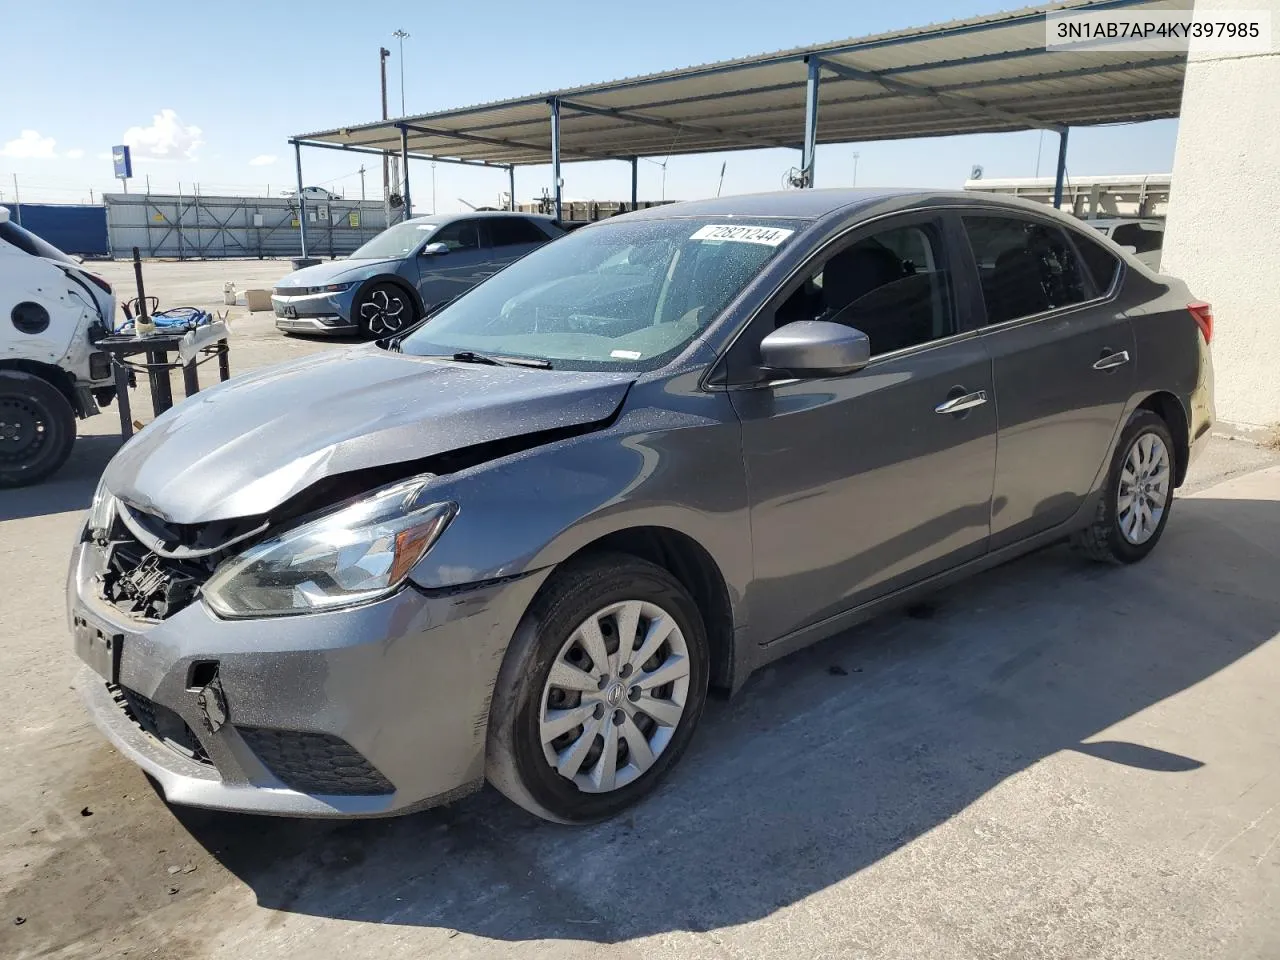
[690,224,794,246]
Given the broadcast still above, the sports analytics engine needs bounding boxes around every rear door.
[957,212,1134,548]
[728,212,997,645]
[415,218,489,309]
[483,216,553,271]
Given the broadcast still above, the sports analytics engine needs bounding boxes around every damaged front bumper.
[68,538,548,817]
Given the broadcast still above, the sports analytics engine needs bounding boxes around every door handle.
[1093,350,1130,371]
[934,390,988,415]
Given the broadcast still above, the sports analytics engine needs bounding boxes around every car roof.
[595,188,1103,232]
[403,211,558,227]
[1085,217,1164,228]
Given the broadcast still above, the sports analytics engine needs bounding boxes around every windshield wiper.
[448,351,552,370]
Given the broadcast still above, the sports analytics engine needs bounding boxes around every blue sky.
[0,0,1177,210]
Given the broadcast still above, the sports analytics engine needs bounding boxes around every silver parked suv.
[71,189,1214,823]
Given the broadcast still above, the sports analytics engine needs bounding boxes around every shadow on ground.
[0,435,120,522]
[154,491,1280,944]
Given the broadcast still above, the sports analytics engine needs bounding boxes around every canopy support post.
[800,56,821,188]
[399,125,412,218]
[549,98,562,221]
[1053,127,1070,209]
[292,140,308,257]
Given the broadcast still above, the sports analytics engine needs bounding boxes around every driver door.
[727,212,998,646]
[415,218,490,310]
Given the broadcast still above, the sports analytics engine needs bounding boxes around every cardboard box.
[244,289,273,312]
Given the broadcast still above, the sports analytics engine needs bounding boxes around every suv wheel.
[355,282,416,339]
[486,554,709,823]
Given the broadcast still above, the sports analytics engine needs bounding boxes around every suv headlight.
[203,478,456,618]
[87,474,116,537]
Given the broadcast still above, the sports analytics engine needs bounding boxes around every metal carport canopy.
[289,0,1186,234]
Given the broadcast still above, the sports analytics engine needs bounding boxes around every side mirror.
[760,320,870,377]
[421,242,449,256]
[0,206,9,224]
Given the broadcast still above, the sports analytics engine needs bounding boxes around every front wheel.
[486,554,709,824]
[1071,409,1176,563]
[355,282,416,339]
[0,371,77,488]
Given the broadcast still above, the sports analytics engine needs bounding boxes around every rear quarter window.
[1071,231,1123,292]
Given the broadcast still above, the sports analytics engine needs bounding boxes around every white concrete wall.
[1161,0,1280,431]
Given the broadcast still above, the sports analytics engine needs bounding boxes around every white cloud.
[96,151,113,161]
[1,130,57,159]
[65,148,85,159]
[122,109,203,160]
[248,154,277,167]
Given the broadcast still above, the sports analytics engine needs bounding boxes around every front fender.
[405,387,752,615]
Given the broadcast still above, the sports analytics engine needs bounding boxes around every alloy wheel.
[539,599,691,794]
[358,287,409,336]
[1117,431,1170,545]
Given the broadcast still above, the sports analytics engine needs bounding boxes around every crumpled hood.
[104,347,634,524]
[274,258,396,287]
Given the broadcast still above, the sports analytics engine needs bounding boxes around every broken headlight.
[87,474,117,538]
[203,478,456,618]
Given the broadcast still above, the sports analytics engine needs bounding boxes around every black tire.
[0,371,77,488]
[1071,409,1176,564]
[354,282,416,339]
[486,553,710,824]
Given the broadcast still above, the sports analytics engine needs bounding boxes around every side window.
[432,220,481,252]
[961,216,1089,325]
[489,217,549,247]
[774,221,955,356]
[1072,230,1122,293]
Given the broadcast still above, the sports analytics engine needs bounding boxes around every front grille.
[111,684,212,765]
[239,728,394,796]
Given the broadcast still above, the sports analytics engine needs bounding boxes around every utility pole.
[11,175,20,225]
[393,30,410,116]
[380,46,391,226]
[359,165,366,202]
[852,151,860,187]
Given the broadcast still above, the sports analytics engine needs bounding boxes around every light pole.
[641,156,668,201]
[393,29,410,116]
[431,161,437,214]
[852,151,860,187]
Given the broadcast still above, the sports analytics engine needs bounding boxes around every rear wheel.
[355,282,416,339]
[1071,409,1176,563]
[486,554,709,823]
[0,371,77,488]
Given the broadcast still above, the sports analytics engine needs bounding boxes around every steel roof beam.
[813,56,1065,133]
[398,122,600,162]
[558,98,796,151]
[289,138,503,170]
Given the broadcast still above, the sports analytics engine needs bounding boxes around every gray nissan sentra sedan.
[69,189,1215,824]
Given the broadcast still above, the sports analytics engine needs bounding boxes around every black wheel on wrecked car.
[355,282,417,339]
[0,370,77,488]
[486,553,710,823]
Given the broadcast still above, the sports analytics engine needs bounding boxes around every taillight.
[1188,301,1213,344]
[84,273,112,296]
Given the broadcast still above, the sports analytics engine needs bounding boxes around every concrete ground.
[3,260,1279,959]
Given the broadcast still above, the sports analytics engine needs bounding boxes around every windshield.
[349,219,438,260]
[399,217,805,371]
[0,220,76,264]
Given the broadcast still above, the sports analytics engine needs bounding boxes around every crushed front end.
[68,480,544,817]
